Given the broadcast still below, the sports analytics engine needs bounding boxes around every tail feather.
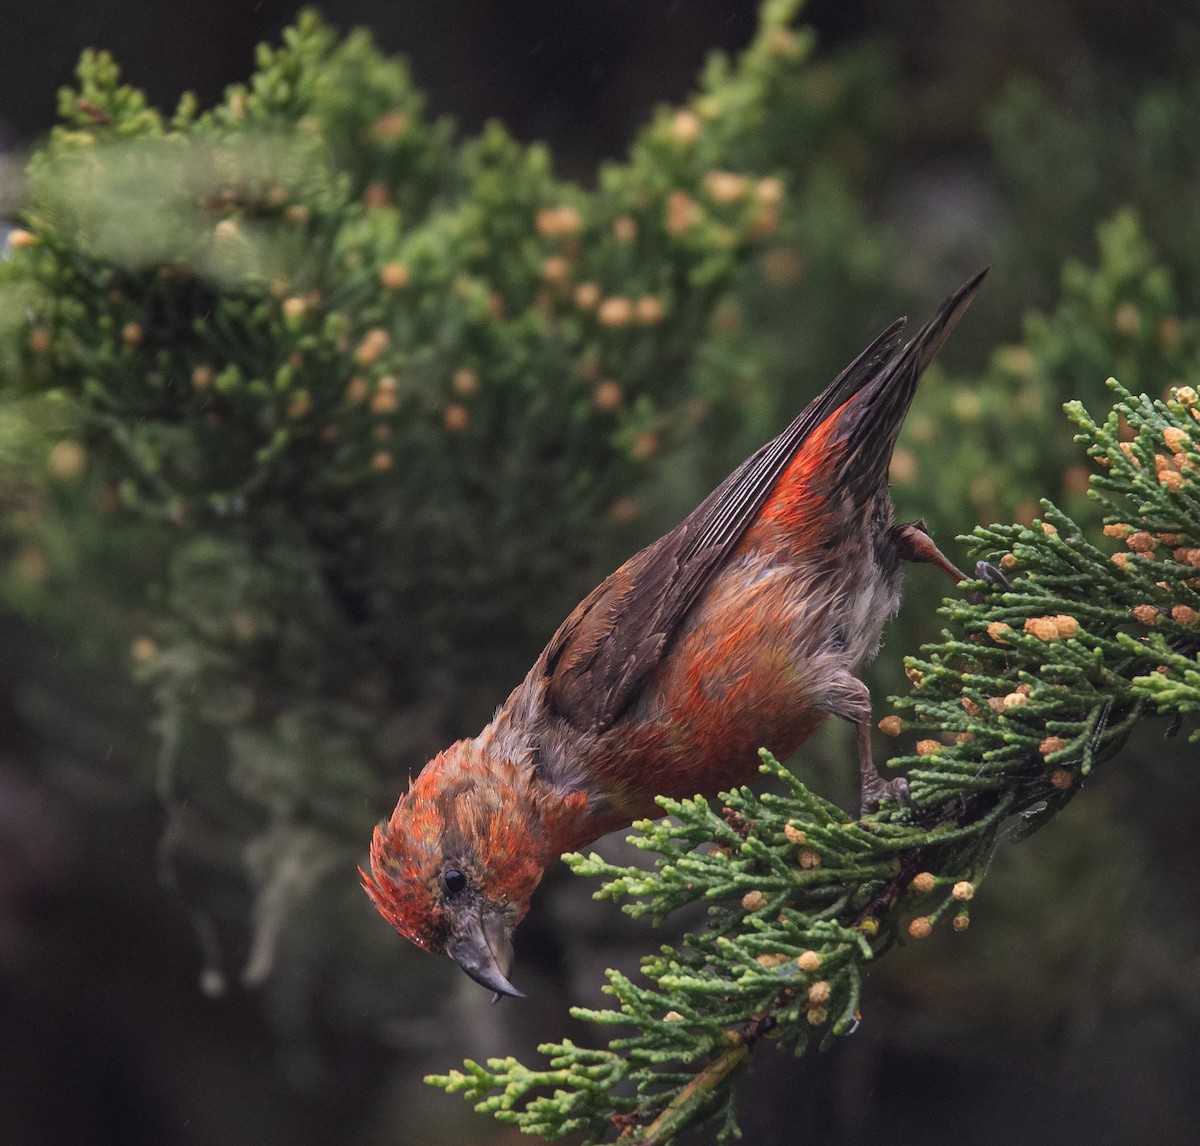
[837,269,987,501]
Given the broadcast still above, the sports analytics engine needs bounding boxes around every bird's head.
[361,738,583,998]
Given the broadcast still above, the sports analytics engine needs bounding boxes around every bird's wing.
[831,270,987,505]
[539,315,909,735]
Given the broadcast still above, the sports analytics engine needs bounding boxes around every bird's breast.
[835,549,903,668]
[558,551,856,815]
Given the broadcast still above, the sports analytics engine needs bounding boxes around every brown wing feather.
[541,271,985,734]
[541,315,909,733]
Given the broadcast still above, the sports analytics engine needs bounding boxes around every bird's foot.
[859,771,909,817]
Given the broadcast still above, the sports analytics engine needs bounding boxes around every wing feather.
[540,273,982,734]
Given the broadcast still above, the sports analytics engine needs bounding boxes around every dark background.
[3,3,1200,1145]
[4,1,1197,171]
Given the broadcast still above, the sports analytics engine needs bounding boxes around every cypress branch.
[428,378,1200,1143]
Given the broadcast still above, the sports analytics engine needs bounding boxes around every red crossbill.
[363,272,985,996]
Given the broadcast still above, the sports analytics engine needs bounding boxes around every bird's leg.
[895,520,1015,602]
[821,672,908,815]
[855,715,908,814]
[892,520,969,584]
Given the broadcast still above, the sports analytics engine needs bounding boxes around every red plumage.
[363,273,985,996]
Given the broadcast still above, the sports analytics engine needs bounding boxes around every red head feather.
[361,738,587,954]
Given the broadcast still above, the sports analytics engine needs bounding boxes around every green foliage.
[1,0,898,975]
[866,211,1200,717]
[895,211,1200,545]
[429,378,1200,1144]
[987,70,1200,317]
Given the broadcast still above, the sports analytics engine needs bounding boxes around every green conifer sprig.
[429,381,1200,1143]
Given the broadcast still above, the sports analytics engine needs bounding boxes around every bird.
[363,272,986,998]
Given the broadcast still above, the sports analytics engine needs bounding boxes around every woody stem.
[625,1015,774,1145]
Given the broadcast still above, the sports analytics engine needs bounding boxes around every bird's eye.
[443,868,468,897]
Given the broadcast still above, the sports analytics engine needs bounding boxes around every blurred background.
[2,1,1200,1144]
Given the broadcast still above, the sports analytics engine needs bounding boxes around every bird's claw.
[974,559,1011,591]
[965,559,1012,604]
[859,773,909,818]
